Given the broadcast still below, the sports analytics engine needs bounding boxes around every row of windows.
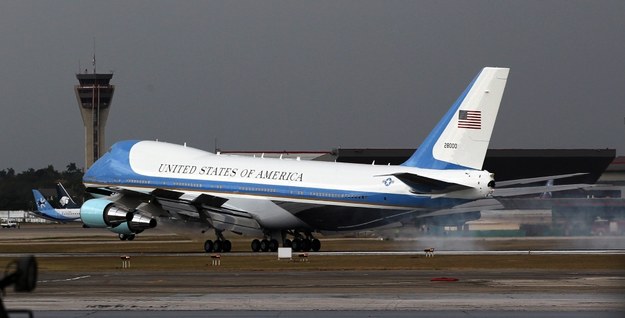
[239,186,278,193]
[305,192,367,200]
[125,179,151,185]
[172,182,203,188]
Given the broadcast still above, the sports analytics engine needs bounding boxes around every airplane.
[56,182,80,208]
[31,189,81,223]
[80,67,588,253]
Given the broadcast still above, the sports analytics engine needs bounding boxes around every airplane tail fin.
[32,189,55,212]
[56,183,79,208]
[402,67,509,170]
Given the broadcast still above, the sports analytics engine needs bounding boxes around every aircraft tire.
[204,240,214,253]
[127,234,136,241]
[213,240,223,252]
[301,239,311,252]
[269,239,279,252]
[119,234,127,241]
[251,239,261,252]
[311,238,321,252]
[222,240,232,252]
[283,239,292,248]
[260,239,270,252]
[292,238,302,252]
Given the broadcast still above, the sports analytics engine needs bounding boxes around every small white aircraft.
[80,67,587,252]
[31,190,81,223]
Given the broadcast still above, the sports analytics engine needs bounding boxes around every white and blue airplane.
[31,189,81,222]
[80,67,585,252]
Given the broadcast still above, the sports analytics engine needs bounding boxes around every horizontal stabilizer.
[495,173,588,187]
[492,184,593,197]
[387,173,471,194]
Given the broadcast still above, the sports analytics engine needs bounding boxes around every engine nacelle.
[128,213,157,232]
[81,199,132,228]
[109,216,157,235]
[81,199,158,234]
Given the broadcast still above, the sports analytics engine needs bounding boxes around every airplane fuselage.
[84,140,493,231]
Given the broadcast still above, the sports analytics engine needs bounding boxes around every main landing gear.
[250,238,280,252]
[118,233,135,241]
[288,237,321,252]
[204,230,232,253]
[201,230,322,253]
[250,231,321,253]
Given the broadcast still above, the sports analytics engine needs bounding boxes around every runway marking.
[38,275,91,283]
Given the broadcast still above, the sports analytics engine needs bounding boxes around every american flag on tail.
[458,110,481,129]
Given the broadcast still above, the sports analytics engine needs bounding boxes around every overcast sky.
[1,0,624,172]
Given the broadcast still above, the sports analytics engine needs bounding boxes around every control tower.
[75,72,115,169]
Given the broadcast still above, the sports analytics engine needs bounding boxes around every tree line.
[0,163,84,210]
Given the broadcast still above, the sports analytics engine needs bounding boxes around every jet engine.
[80,199,157,235]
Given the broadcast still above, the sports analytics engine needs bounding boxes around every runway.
[5,269,625,313]
[1,225,625,316]
[26,311,625,318]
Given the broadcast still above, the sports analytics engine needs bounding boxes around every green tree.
[0,164,84,210]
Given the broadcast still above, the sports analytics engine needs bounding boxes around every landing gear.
[290,231,320,252]
[268,239,279,252]
[251,239,279,252]
[250,231,321,252]
[204,230,232,253]
[118,233,136,241]
[292,238,319,252]
[311,238,321,252]
[251,239,261,252]
[283,239,292,248]
[204,239,232,252]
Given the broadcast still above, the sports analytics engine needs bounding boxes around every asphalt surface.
[3,268,625,313]
[25,311,625,318]
[1,224,625,316]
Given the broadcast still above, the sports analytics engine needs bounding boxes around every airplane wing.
[85,186,263,235]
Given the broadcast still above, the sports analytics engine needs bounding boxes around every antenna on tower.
[92,38,97,74]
